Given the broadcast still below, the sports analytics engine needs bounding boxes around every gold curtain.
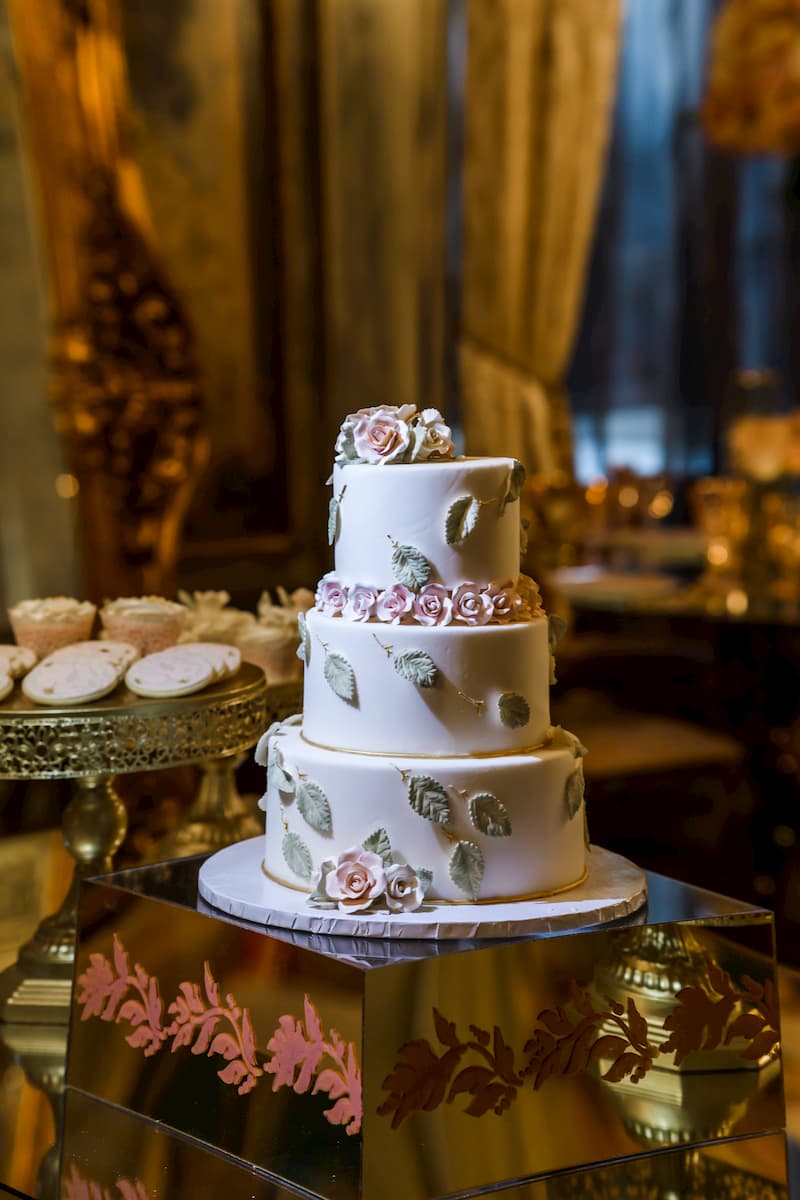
[6,0,207,602]
[460,0,622,477]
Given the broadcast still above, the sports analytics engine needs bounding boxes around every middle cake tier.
[303,608,552,755]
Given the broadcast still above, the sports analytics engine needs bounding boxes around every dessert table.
[0,663,268,1023]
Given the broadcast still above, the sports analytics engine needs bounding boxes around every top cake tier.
[330,458,522,590]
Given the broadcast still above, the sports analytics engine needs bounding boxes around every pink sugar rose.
[487,581,526,622]
[352,406,414,464]
[414,583,454,627]
[453,582,494,625]
[325,847,386,913]
[376,583,414,624]
[343,583,378,622]
[316,574,348,617]
[416,408,455,461]
[385,864,425,912]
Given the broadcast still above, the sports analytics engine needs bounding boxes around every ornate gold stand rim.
[261,858,589,905]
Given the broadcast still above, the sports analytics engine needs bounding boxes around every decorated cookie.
[0,644,37,678]
[178,642,241,680]
[22,656,121,706]
[125,647,214,698]
[0,671,13,702]
[49,640,140,671]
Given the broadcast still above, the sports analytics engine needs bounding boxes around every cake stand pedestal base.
[0,774,126,1024]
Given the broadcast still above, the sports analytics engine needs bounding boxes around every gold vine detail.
[378,963,779,1127]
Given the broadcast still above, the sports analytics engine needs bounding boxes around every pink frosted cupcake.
[99,596,188,656]
[8,597,97,657]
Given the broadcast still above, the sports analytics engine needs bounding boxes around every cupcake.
[99,596,188,656]
[9,597,97,657]
[238,587,314,683]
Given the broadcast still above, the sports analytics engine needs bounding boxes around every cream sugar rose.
[258,404,588,914]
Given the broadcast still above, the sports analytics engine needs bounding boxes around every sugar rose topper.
[334,405,455,466]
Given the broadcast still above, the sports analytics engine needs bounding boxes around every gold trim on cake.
[299,731,552,760]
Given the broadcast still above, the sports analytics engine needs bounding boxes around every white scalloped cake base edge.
[198,839,647,940]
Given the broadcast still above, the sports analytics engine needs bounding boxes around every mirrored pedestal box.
[61,856,789,1199]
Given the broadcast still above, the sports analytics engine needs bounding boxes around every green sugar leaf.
[363,827,393,866]
[416,867,434,896]
[394,649,439,688]
[296,779,332,833]
[501,460,526,512]
[468,792,511,837]
[268,758,295,795]
[566,765,585,820]
[498,691,530,729]
[282,831,313,880]
[391,543,431,591]
[445,495,481,545]
[296,610,310,663]
[449,840,485,900]
[327,496,340,546]
[324,651,357,703]
[408,774,451,824]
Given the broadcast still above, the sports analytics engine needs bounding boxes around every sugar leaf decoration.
[549,725,588,759]
[393,650,439,688]
[296,779,332,833]
[498,692,530,729]
[566,765,585,821]
[501,459,526,513]
[449,840,485,900]
[416,867,433,896]
[363,827,393,866]
[468,792,511,838]
[391,543,431,592]
[445,496,481,545]
[324,651,357,703]
[297,611,310,663]
[327,497,340,546]
[408,774,452,824]
[268,756,296,795]
[282,831,313,880]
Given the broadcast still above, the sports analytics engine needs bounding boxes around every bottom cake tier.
[260,725,587,905]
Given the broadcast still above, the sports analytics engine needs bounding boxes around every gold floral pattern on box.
[378,962,780,1127]
[75,934,362,1134]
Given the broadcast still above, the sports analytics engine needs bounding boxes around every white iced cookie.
[50,640,140,670]
[125,647,214,698]
[22,657,121,706]
[0,671,13,701]
[0,645,37,678]
[178,642,241,680]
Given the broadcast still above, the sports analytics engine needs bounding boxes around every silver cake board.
[198,838,647,939]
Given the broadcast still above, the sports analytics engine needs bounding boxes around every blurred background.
[2,0,800,946]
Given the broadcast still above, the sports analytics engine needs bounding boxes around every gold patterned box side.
[67,865,785,1200]
[363,921,783,1199]
[68,882,364,1199]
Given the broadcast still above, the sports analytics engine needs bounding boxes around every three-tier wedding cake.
[256,405,588,917]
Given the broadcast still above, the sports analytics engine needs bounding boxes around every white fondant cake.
[258,404,588,915]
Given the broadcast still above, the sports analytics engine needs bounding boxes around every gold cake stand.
[0,663,269,1024]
